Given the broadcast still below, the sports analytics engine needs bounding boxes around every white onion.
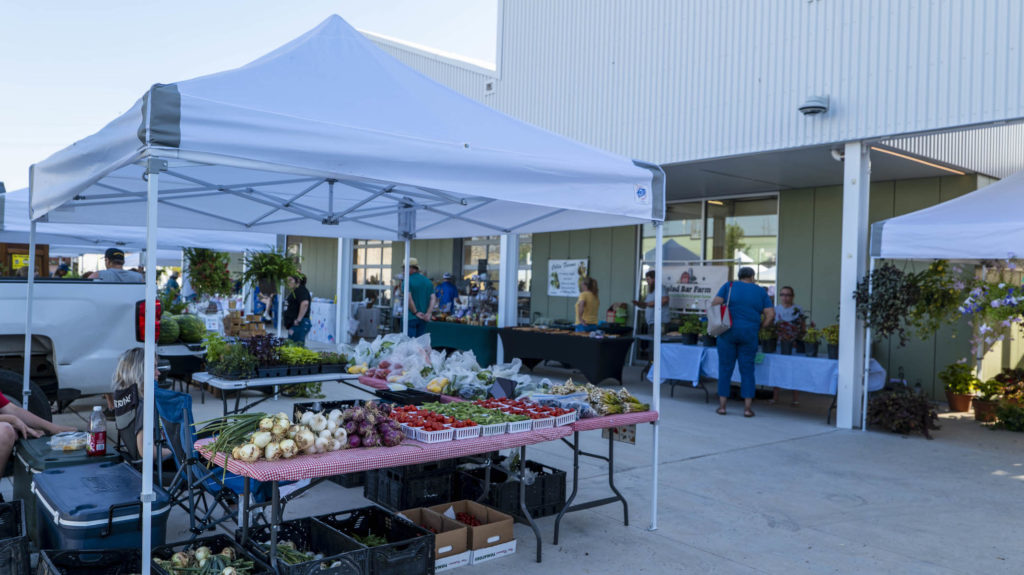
[318,429,333,441]
[314,437,329,453]
[237,443,261,463]
[272,420,290,439]
[309,414,328,433]
[287,424,302,439]
[251,431,273,449]
[279,439,297,459]
[274,412,290,422]
[231,446,243,460]
[294,429,316,451]
[264,442,283,461]
[330,439,345,451]
[300,411,314,426]
[258,417,275,432]
[326,420,338,434]
[328,409,343,423]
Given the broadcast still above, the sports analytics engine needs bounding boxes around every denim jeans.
[288,317,312,345]
[716,327,759,398]
[407,316,427,338]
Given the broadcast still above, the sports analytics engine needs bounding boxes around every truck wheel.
[0,369,54,422]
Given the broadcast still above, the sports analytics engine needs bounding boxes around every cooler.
[31,461,171,550]
[13,436,120,546]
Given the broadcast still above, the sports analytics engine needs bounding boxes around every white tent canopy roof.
[2,188,276,254]
[30,15,662,238]
[871,170,1022,260]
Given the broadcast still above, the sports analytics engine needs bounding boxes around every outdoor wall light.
[798,95,829,116]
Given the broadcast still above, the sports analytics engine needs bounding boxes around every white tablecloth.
[654,343,886,395]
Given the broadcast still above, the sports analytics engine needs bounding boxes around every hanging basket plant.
[242,248,301,296]
[853,263,920,346]
[183,248,233,299]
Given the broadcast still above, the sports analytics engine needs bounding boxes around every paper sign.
[663,265,729,312]
[601,424,636,444]
[11,254,29,270]
[547,259,588,297]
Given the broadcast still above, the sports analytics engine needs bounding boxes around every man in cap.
[89,248,144,282]
[434,272,462,313]
[405,258,436,337]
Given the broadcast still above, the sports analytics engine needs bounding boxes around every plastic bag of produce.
[532,392,598,418]
[490,358,523,380]
[513,379,550,399]
[446,350,481,372]
[457,380,489,400]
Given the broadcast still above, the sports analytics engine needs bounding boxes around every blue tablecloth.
[653,344,886,395]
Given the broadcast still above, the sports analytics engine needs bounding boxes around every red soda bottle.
[88,405,107,456]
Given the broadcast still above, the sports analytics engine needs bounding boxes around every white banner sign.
[663,265,729,312]
[547,258,589,297]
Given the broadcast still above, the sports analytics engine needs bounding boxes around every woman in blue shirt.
[709,267,774,417]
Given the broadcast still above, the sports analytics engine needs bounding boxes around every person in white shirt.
[772,285,805,406]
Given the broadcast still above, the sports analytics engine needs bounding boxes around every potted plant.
[759,323,777,354]
[701,320,717,347]
[182,248,233,300]
[210,343,257,380]
[973,378,1002,423]
[319,352,349,373]
[241,248,301,296]
[938,360,978,412]
[801,327,821,357]
[243,335,287,377]
[994,369,1024,407]
[822,324,840,359]
[677,314,702,346]
[867,386,941,439]
[776,321,799,355]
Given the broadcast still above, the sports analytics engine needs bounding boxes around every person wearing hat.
[164,270,180,294]
[434,272,462,313]
[52,263,71,278]
[405,258,436,337]
[88,248,143,282]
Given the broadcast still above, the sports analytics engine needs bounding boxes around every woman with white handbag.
[707,266,774,417]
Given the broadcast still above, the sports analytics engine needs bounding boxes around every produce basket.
[317,506,434,575]
[456,460,567,519]
[415,428,454,444]
[246,517,368,575]
[152,534,272,575]
[364,468,453,511]
[479,422,507,437]
[38,549,142,575]
[530,416,556,430]
[451,426,481,440]
[506,420,533,434]
[0,500,28,575]
[554,410,579,426]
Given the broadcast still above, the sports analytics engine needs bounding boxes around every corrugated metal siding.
[882,122,1024,178]
[369,35,493,102]
[372,1,1024,166]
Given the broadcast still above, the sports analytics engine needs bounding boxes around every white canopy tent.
[25,16,665,572]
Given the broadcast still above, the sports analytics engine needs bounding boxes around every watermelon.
[177,315,206,343]
[158,314,180,344]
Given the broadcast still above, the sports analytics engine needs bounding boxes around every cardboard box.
[428,500,514,554]
[398,507,469,565]
[469,539,516,564]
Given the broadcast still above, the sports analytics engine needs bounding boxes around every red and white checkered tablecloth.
[195,426,572,482]
[571,410,659,432]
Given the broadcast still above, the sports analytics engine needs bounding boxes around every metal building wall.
[378,0,1024,166]
[369,34,493,102]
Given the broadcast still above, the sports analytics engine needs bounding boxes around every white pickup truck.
[0,278,187,418]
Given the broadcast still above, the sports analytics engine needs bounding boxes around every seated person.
[112,347,170,461]
[0,390,77,476]
[772,285,806,406]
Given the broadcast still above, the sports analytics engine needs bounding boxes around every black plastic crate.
[330,471,367,488]
[246,517,368,575]
[153,534,273,575]
[374,389,440,406]
[364,468,452,511]
[0,500,29,575]
[317,506,434,575]
[292,399,361,418]
[379,458,461,480]
[38,549,142,575]
[456,460,566,519]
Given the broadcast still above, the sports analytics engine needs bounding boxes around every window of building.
[352,240,393,305]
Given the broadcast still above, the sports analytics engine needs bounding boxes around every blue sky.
[0,0,497,191]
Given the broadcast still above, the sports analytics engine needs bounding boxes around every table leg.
[270,481,281,569]
[606,431,628,526]
[241,477,251,544]
[553,432,580,545]
[519,445,542,563]
[222,393,229,417]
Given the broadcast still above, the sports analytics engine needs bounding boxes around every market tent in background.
[24,15,665,573]
[643,239,700,263]
[871,170,1024,259]
[1,188,276,255]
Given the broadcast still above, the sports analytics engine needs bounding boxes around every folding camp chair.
[155,387,287,537]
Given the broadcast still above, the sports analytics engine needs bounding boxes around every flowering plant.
[957,257,1024,356]
[183,248,232,299]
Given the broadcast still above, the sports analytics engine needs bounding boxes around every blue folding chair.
[155,387,287,537]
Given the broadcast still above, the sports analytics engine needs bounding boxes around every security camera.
[799,95,829,116]
[830,148,844,162]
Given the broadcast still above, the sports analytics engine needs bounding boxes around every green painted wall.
[391,239,455,284]
[778,175,980,399]
[528,226,638,323]
[291,236,339,300]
